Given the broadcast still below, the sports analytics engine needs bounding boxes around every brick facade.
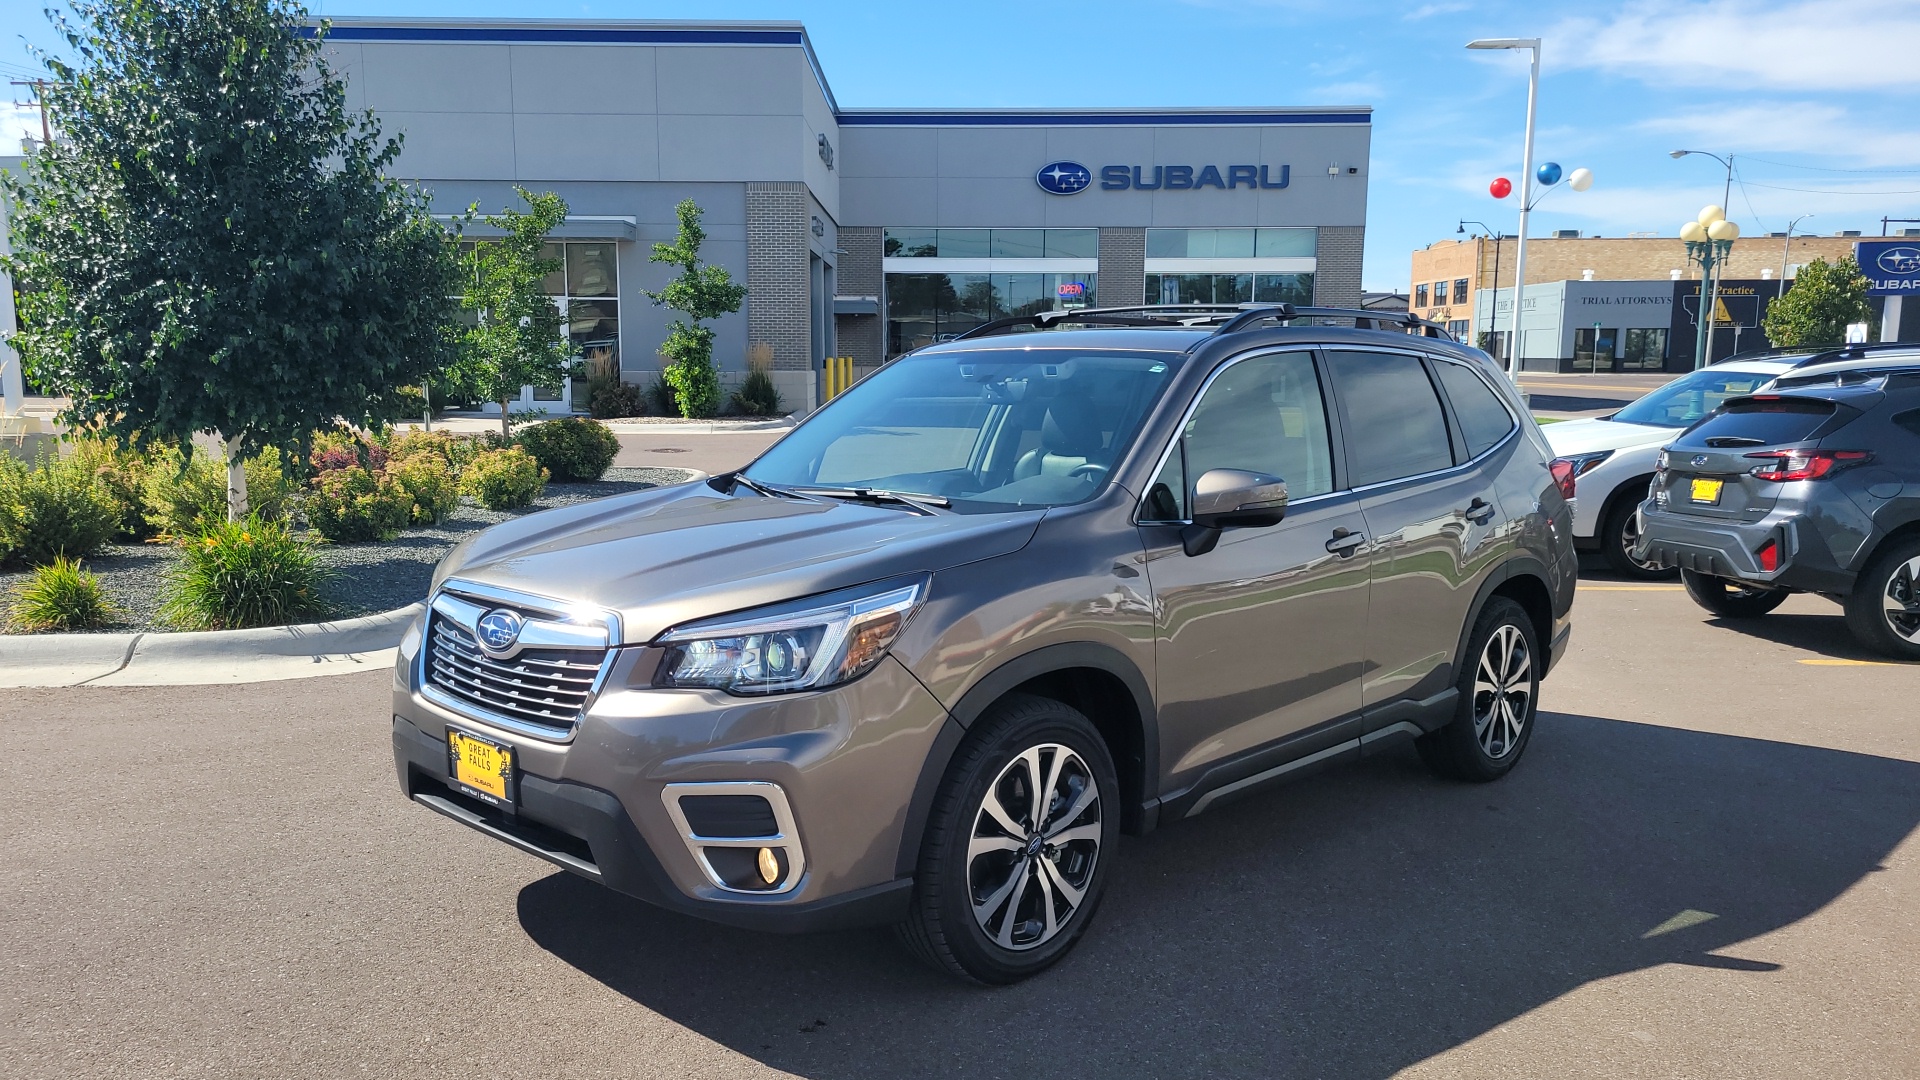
[746,182,811,372]
[834,225,884,370]
[1414,234,1870,305]
[1097,228,1145,307]
[1313,225,1364,310]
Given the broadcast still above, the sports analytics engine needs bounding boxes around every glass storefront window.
[1146,228,1317,259]
[565,243,618,297]
[1146,272,1313,306]
[1622,328,1668,369]
[884,228,1102,260]
[885,272,1097,356]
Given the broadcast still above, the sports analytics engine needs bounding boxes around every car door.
[1325,349,1513,718]
[1138,348,1372,791]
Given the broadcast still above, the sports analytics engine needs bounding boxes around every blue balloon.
[1536,161,1563,186]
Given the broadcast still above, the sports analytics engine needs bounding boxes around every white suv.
[1545,357,1802,577]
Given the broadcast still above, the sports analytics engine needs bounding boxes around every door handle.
[1326,528,1366,557]
[1464,497,1496,525]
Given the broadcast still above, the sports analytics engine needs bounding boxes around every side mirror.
[1182,468,1288,556]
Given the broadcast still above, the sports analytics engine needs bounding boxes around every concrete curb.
[2,603,423,689]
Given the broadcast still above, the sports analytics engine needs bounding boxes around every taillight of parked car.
[1548,458,1578,501]
[1757,539,1780,572]
[1744,449,1869,482]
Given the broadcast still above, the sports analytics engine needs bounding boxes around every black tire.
[1843,535,1920,661]
[1601,495,1672,580]
[897,693,1120,985]
[1417,597,1541,783]
[1681,569,1790,619]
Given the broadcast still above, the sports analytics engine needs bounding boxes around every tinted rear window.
[1432,359,1515,457]
[1683,399,1837,447]
[1328,351,1455,486]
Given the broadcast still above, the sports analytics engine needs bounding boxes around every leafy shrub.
[0,452,122,566]
[309,427,389,475]
[158,516,333,630]
[460,447,547,510]
[647,377,679,418]
[390,453,460,525]
[729,367,784,417]
[389,384,430,420]
[306,465,412,542]
[514,417,618,483]
[385,429,485,478]
[590,381,647,419]
[142,446,295,536]
[66,435,155,539]
[5,556,120,631]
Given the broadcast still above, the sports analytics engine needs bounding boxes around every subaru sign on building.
[1858,241,1920,295]
[294,18,1370,410]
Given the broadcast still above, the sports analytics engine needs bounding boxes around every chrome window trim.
[416,578,624,745]
[1132,344,1335,526]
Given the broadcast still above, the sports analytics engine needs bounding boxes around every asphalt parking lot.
[5,564,1918,1080]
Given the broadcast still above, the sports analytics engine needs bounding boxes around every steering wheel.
[1068,463,1110,482]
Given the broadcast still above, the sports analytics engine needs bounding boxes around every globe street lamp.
[1681,205,1740,368]
[1468,37,1541,381]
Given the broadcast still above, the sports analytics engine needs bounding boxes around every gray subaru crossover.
[390,304,1577,983]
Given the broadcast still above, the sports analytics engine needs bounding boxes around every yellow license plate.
[1689,478,1724,504]
[446,728,514,806]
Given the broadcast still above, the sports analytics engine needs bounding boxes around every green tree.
[448,189,571,440]
[646,199,747,418]
[0,0,460,521]
[1763,256,1875,348]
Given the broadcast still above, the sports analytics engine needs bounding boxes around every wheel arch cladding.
[1858,517,1920,576]
[1452,560,1556,686]
[896,643,1160,877]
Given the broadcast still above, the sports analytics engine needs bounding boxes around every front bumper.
[391,613,953,933]
[1631,501,1853,594]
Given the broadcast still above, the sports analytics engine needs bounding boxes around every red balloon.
[1490,177,1513,199]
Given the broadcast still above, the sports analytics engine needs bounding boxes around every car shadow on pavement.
[1705,611,1919,664]
[517,712,1920,1079]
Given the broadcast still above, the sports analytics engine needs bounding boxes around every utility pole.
[9,80,53,147]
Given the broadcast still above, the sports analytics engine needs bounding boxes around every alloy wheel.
[1472,624,1532,759]
[1619,509,1659,572]
[967,743,1102,952]
[1883,556,1920,644]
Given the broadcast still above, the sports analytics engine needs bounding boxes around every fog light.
[757,847,779,885]
[1757,539,1779,573]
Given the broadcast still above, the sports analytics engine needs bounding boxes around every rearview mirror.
[1183,468,1288,556]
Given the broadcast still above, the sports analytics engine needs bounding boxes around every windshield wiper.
[791,486,951,514]
[724,472,810,500]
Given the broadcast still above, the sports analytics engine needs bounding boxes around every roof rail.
[1787,341,1920,368]
[951,302,1457,342]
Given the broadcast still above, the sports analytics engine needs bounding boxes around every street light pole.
[1469,37,1542,383]
[1672,150,1735,364]
[1779,213,1811,306]
[1459,220,1504,359]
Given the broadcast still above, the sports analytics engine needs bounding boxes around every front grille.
[427,613,606,735]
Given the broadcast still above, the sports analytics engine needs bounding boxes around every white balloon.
[1568,167,1593,192]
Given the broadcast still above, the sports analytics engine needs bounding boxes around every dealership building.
[294,18,1372,411]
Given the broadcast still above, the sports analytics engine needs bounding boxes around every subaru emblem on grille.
[475,609,524,655]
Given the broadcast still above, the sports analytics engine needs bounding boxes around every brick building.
[1412,232,1873,345]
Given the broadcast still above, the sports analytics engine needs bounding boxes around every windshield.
[745,348,1180,513]
[1609,366,1793,427]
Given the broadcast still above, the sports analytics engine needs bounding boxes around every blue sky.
[6,0,1917,292]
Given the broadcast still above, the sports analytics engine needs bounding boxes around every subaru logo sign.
[1035,160,1092,195]
[1690,455,1710,467]
[475,609,524,655]
[1877,246,1920,276]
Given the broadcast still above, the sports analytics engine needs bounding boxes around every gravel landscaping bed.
[0,466,697,634]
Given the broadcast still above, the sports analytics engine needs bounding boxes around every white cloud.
[1639,103,1920,168]
[1551,0,1920,91]
[1403,2,1469,19]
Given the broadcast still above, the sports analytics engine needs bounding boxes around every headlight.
[653,578,927,695]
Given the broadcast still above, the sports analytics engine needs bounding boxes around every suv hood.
[434,480,1042,644]
[1544,415,1677,456]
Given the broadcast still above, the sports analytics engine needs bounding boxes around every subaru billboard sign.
[1035,161,1093,195]
[1856,241,1920,296]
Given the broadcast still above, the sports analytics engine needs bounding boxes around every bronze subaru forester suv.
[391,304,1576,984]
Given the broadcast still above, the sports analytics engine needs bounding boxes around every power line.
[1737,155,1920,176]
[1737,179,1920,196]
